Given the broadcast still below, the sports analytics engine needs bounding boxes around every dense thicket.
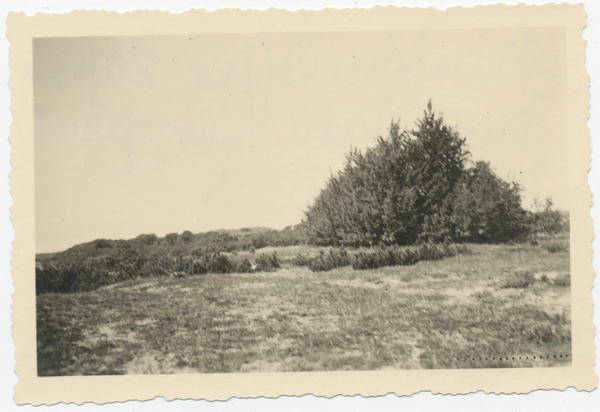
[35,226,303,294]
[304,102,530,246]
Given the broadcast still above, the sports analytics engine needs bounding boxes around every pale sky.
[34,28,567,253]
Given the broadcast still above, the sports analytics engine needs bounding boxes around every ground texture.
[37,244,571,375]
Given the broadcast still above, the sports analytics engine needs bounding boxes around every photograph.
[32,28,573,376]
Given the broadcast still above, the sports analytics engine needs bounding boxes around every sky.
[33,28,568,253]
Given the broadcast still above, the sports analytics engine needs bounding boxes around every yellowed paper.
[9,4,595,405]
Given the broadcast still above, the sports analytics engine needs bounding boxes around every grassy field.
[37,243,570,375]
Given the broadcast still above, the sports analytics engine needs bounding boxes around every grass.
[37,243,571,375]
[501,269,535,289]
[540,238,570,254]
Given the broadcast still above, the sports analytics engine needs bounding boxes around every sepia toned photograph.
[8,4,595,404]
[33,28,572,376]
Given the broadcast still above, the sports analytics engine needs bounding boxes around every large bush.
[304,101,529,246]
[421,161,529,243]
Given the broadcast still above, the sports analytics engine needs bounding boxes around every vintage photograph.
[32,28,573,376]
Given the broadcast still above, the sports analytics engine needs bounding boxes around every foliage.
[181,230,194,244]
[528,198,569,242]
[35,226,305,294]
[289,253,311,267]
[429,161,530,243]
[501,269,535,289]
[351,252,383,270]
[287,243,471,273]
[540,238,569,254]
[350,243,470,271]
[304,101,529,247]
[307,249,352,272]
[255,252,281,272]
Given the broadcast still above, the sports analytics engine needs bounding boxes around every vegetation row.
[37,242,474,294]
[36,249,283,295]
[36,234,568,295]
[290,243,471,272]
[35,227,304,294]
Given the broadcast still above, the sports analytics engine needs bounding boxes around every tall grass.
[540,239,569,254]
[501,269,535,289]
[288,243,471,273]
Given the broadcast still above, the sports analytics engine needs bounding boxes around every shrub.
[302,249,352,272]
[395,247,421,265]
[438,161,529,244]
[141,254,175,277]
[501,269,535,289]
[186,253,237,275]
[205,253,233,274]
[190,247,207,258]
[351,253,380,270]
[95,239,113,249]
[290,243,470,272]
[553,273,570,287]
[418,243,446,261]
[232,258,252,273]
[181,230,194,244]
[136,234,159,245]
[290,253,311,267]
[308,255,337,272]
[255,252,280,272]
[251,237,269,249]
[373,247,394,266]
[165,233,179,245]
[349,243,469,271]
[327,248,351,267]
[190,259,208,275]
[528,198,569,242]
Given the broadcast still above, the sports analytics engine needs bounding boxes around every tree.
[305,101,532,246]
[440,161,529,243]
[528,198,569,242]
[403,100,468,243]
[304,101,470,246]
